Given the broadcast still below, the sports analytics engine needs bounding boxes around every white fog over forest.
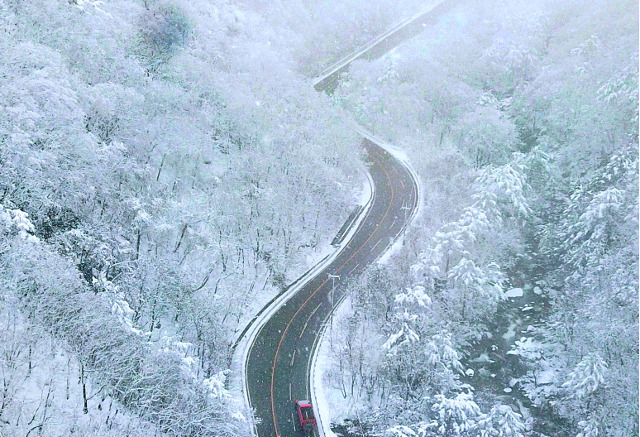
[0,1,637,437]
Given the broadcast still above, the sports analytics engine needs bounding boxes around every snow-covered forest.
[0,0,637,437]
[0,0,373,434]
[325,1,639,436]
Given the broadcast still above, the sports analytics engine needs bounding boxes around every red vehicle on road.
[294,399,316,434]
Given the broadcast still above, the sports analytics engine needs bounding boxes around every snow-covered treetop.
[562,353,608,399]
[0,205,39,243]
[395,285,432,308]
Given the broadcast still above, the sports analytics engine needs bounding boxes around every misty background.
[0,0,637,436]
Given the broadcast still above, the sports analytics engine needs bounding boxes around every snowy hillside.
[0,0,398,435]
[322,0,639,436]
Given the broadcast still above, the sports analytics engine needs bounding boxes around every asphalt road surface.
[246,140,418,437]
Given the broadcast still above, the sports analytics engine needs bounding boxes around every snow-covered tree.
[474,404,525,437]
[562,353,608,400]
[431,392,481,436]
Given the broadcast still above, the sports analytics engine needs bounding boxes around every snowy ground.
[311,298,356,437]
[230,240,335,348]
[230,171,373,348]
[0,306,159,437]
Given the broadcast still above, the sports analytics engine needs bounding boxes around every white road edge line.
[370,237,383,254]
[345,262,359,277]
[300,303,323,338]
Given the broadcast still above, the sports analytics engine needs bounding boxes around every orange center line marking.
[269,144,405,436]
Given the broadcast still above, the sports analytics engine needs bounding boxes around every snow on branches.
[0,204,39,243]
[562,353,608,400]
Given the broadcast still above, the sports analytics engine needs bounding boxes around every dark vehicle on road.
[294,399,316,434]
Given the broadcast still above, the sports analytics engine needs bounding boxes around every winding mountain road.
[246,141,418,437]
[243,2,456,436]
